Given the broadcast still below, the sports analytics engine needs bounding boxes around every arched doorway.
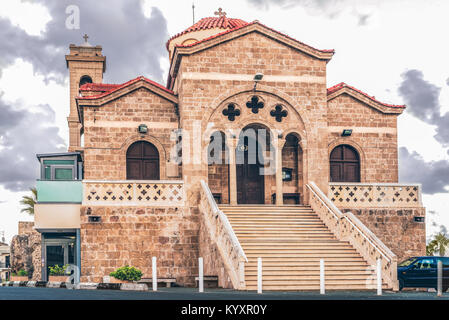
[330,145,360,182]
[281,133,303,204]
[207,131,229,204]
[126,141,160,180]
[236,124,271,204]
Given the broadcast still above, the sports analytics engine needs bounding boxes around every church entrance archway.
[236,124,270,204]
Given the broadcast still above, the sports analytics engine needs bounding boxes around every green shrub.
[109,265,142,281]
[12,269,28,277]
[49,264,68,276]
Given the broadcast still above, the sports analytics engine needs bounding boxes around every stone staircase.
[219,205,388,291]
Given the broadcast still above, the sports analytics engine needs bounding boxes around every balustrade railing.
[329,183,422,208]
[199,180,247,290]
[83,180,185,206]
[307,182,398,291]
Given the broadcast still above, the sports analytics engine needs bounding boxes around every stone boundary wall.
[80,206,199,286]
[10,222,41,281]
[340,207,426,262]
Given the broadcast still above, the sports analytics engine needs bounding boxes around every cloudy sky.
[0,0,448,243]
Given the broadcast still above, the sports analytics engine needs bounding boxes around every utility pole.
[192,2,195,24]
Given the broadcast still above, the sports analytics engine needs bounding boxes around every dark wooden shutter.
[330,145,360,182]
[126,141,160,180]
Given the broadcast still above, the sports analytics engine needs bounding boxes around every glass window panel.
[54,168,73,180]
[43,160,74,165]
[44,166,51,180]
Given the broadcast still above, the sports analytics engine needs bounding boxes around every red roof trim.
[174,21,335,54]
[77,76,175,100]
[79,83,121,92]
[166,16,249,49]
[327,82,405,108]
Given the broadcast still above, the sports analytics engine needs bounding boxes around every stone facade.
[327,94,399,182]
[51,16,423,286]
[82,88,179,181]
[10,222,41,281]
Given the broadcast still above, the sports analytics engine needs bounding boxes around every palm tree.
[426,233,449,256]
[20,187,37,215]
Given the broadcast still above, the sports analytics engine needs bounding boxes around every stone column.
[275,136,286,206]
[228,136,238,205]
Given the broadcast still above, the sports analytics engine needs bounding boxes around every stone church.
[32,10,425,290]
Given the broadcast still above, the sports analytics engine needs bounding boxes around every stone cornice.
[327,87,405,115]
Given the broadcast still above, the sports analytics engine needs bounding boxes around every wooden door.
[236,134,265,204]
[330,145,360,182]
[126,141,160,180]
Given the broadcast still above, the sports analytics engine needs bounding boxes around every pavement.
[0,286,448,300]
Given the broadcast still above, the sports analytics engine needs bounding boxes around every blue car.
[398,256,449,291]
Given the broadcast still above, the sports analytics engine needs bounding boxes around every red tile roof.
[173,20,335,54]
[166,16,249,49]
[327,82,405,108]
[79,83,121,92]
[77,76,174,100]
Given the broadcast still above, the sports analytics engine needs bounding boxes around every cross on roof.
[83,34,89,43]
[214,8,226,17]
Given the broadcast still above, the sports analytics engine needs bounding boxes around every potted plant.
[11,269,28,282]
[109,265,142,284]
[48,264,69,282]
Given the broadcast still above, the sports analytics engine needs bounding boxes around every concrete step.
[245,274,378,280]
[245,257,367,263]
[245,284,389,291]
[245,263,376,274]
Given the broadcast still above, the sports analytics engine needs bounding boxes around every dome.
[166,15,248,59]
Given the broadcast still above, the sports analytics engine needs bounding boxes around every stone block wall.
[327,94,399,183]
[10,222,41,281]
[341,207,426,262]
[79,206,199,286]
[83,87,179,180]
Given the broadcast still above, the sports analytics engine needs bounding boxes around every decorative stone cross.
[83,34,89,43]
[214,8,226,17]
[222,103,240,121]
[270,105,288,122]
[246,96,264,114]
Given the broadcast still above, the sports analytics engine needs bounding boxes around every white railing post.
[437,260,443,297]
[377,258,382,296]
[320,259,325,295]
[257,257,262,294]
[199,257,204,293]
[152,256,157,292]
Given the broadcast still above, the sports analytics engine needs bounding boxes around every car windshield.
[398,257,417,267]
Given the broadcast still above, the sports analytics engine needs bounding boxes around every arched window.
[79,75,92,87]
[330,145,360,182]
[126,141,160,180]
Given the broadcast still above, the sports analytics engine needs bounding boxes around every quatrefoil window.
[270,105,288,122]
[222,103,240,121]
[246,96,264,114]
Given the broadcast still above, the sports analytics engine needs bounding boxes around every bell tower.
[65,34,106,151]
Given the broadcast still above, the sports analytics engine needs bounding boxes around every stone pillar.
[275,136,286,205]
[228,136,238,205]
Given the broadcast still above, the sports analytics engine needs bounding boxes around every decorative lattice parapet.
[83,180,185,206]
[328,183,422,208]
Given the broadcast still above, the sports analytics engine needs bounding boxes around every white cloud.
[0,0,51,36]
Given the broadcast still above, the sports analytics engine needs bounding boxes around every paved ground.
[0,286,447,300]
